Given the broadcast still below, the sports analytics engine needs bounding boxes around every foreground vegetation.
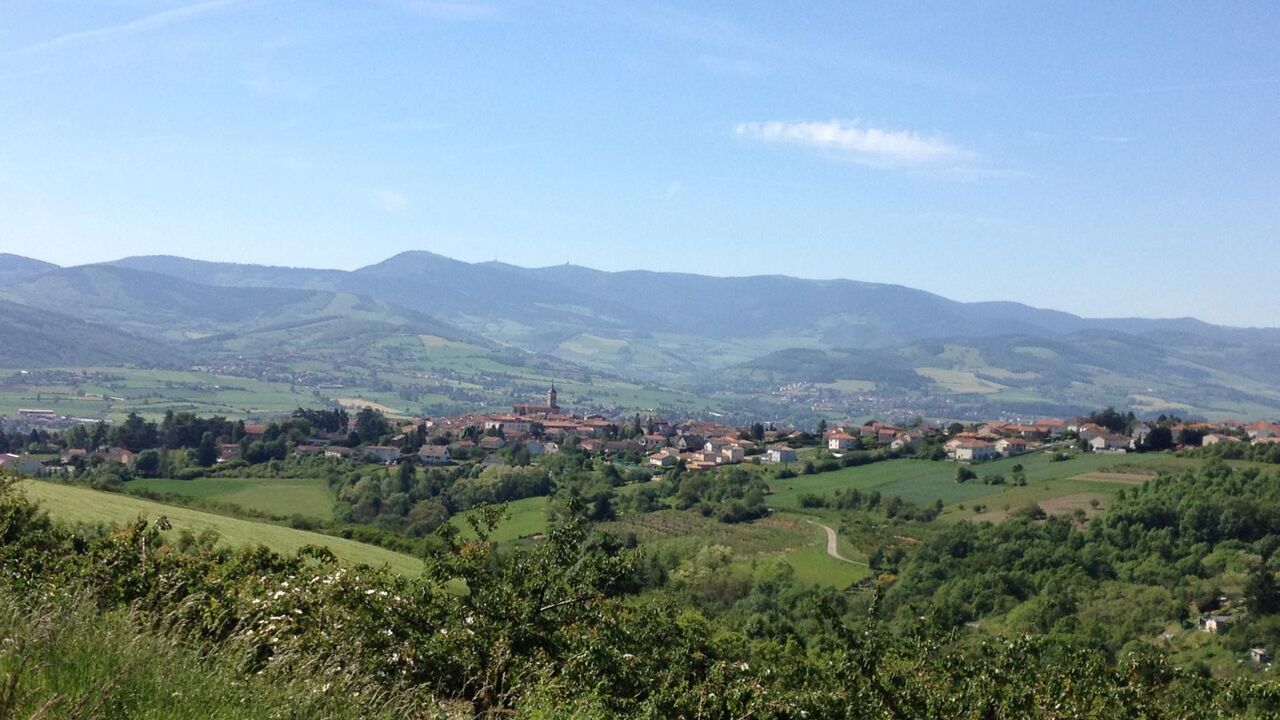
[5,461,1280,718]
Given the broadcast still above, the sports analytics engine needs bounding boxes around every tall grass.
[0,590,416,720]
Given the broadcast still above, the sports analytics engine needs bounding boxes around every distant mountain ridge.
[3,251,1278,418]
[104,250,1276,344]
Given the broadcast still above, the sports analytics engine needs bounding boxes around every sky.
[1,1,1278,326]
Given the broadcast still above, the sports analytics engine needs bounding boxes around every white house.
[763,445,798,464]
[417,445,452,465]
[994,438,1029,457]
[952,440,997,462]
[827,432,857,452]
[1089,434,1130,453]
[649,448,680,467]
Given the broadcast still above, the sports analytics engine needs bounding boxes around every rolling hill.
[4,251,1279,420]
[0,298,183,367]
[0,262,487,352]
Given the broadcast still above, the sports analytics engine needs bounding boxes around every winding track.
[806,520,868,565]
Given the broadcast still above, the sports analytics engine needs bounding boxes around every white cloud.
[735,119,969,167]
[18,0,247,54]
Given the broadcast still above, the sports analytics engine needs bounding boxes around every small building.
[7,455,47,477]
[102,447,135,466]
[218,444,241,463]
[478,436,507,451]
[1199,615,1233,633]
[324,446,353,459]
[417,445,452,466]
[1089,434,1130,453]
[827,432,858,452]
[649,448,680,467]
[674,435,705,452]
[763,445,798,464]
[292,444,324,457]
[363,445,402,464]
[1201,433,1239,446]
[995,438,1029,457]
[952,440,997,462]
[719,445,746,464]
[891,432,923,452]
[1251,647,1274,664]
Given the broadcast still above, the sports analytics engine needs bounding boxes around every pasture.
[128,476,336,520]
[18,480,421,575]
[766,451,1199,513]
[453,496,552,543]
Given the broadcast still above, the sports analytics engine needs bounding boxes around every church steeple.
[547,383,558,411]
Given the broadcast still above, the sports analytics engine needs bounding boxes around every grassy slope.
[19,480,420,574]
[453,495,552,543]
[129,476,336,519]
[766,452,1198,511]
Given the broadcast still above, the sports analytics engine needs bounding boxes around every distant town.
[3,385,1277,478]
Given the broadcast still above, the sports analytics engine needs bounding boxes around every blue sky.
[1,1,1277,326]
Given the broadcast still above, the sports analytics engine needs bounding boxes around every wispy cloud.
[401,1,502,21]
[17,0,248,54]
[371,189,409,212]
[735,119,969,167]
[1091,135,1131,144]
[1063,76,1280,101]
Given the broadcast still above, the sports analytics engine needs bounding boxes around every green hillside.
[19,480,421,574]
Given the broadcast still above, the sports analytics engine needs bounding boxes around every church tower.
[547,383,559,411]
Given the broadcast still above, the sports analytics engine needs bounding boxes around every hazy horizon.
[6,246,1279,331]
[3,2,1278,326]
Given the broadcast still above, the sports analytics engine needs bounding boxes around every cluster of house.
[1197,420,1280,447]
[0,445,136,477]
[825,421,928,455]
[937,417,1280,462]
[6,392,1279,477]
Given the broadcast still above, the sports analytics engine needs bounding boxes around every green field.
[19,480,421,574]
[453,495,551,543]
[604,510,870,588]
[0,367,318,421]
[129,476,335,519]
[767,452,1200,512]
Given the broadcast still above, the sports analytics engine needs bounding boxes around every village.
[2,385,1279,478]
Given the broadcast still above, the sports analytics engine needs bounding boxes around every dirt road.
[806,520,866,565]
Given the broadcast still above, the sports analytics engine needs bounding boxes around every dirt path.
[806,520,867,565]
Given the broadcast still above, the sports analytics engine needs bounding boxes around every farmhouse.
[1089,434,1130,453]
[648,448,680,467]
[1201,433,1239,446]
[102,447,135,465]
[763,445,798,464]
[827,432,858,452]
[951,440,997,462]
[363,445,402,464]
[994,437,1029,457]
[417,445,452,465]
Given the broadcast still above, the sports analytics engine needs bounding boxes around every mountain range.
[1,250,1277,420]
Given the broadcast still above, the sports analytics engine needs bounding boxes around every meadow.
[766,451,1199,511]
[453,495,551,543]
[128,476,336,519]
[18,480,421,574]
